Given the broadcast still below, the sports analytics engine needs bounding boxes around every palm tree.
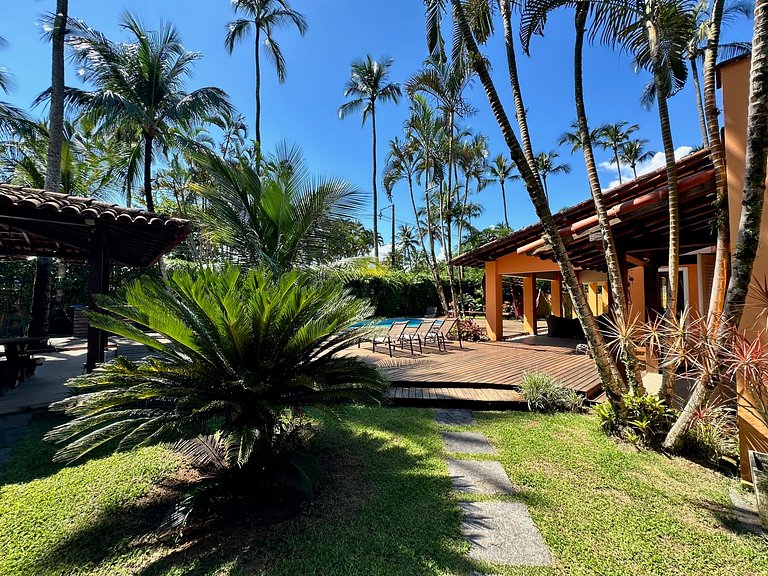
[535,150,571,199]
[195,143,363,273]
[598,121,640,185]
[558,120,604,155]
[406,56,477,305]
[397,224,419,268]
[620,138,656,179]
[489,154,514,228]
[57,12,233,213]
[338,56,402,262]
[687,0,752,145]
[46,265,387,531]
[434,0,630,408]
[224,0,307,146]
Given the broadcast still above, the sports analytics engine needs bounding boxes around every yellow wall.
[721,57,768,481]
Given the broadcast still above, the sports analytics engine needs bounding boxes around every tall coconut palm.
[397,224,420,268]
[53,12,233,213]
[620,138,655,178]
[338,56,402,262]
[598,121,640,185]
[489,154,514,228]
[432,0,629,408]
[224,0,307,146]
[558,120,604,155]
[406,56,477,305]
[455,132,489,259]
[535,150,571,199]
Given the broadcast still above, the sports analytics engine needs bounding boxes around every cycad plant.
[46,266,388,530]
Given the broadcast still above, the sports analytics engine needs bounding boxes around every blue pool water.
[353,317,443,328]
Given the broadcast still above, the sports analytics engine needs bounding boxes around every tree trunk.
[372,104,379,261]
[30,0,67,339]
[451,0,628,407]
[44,0,67,193]
[501,180,510,228]
[613,145,623,185]
[444,113,459,313]
[144,133,154,213]
[391,203,396,267]
[690,55,710,146]
[420,148,449,312]
[254,27,261,146]
[722,2,768,327]
[574,6,643,392]
[500,0,538,176]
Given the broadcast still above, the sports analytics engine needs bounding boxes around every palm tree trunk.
[722,3,768,327]
[254,27,261,146]
[372,105,379,261]
[613,146,623,185]
[445,113,459,313]
[632,164,638,179]
[391,203,396,267]
[144,133,154,213]
[421,149,449,312]
[574,5,643,392]
[30,0,67,338]
[45,0,67,193]
[704,0,729,326]
[650,23,681,402]
[667,1,768,447]
[690,55,709,146]
[501,181,510,228]
[451,0,628,407]
[499,0,538,175]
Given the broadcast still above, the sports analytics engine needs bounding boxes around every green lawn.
[0,408,766,575]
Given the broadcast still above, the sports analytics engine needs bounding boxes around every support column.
[550,275,562,317]
[587,283,599,315]
[86,226,110,372]
[522,274,537,335]
[485,262,503,341]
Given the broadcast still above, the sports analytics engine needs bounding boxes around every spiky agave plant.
[45,265,387,532]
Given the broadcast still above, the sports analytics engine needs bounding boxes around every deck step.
[387,386,526,409]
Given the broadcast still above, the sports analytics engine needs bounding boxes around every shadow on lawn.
[0,411,68,487]
[32,408,475,576]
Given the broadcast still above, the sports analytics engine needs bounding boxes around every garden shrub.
[680,402,739,468]
[594,392,678,448]
[520,371,583,413]
[451,318,488,342]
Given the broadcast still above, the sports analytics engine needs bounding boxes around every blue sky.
[0,1,755,235]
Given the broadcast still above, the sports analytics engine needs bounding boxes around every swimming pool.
[353,317,443,328]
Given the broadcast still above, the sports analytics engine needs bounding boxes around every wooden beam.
[86,225,110,372]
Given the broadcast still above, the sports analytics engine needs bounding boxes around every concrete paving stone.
[446,459,516,495]
[441,431,496,454]
[459,501,553,566]
[435,408,476,426]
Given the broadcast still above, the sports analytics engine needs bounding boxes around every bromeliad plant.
[45,265,388,532]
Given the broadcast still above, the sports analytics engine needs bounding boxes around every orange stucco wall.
[721,57,768,481]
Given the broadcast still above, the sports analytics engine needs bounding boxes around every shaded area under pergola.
[0,184,192,370]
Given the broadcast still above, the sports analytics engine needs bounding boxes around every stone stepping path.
[446,459,515,495]
[459,501,553,566]
[441,431,496,454]
[435,408,476,426]
[436,408,553,569]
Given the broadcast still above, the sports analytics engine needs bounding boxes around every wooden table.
[0,337,49,394]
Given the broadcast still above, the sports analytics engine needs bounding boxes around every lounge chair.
[372,321,409,357]
[398,319,437,354]
[423,318,462,351]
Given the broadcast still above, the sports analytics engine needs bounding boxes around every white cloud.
[600,146,694,190]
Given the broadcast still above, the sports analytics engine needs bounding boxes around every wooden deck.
[345,336,602,408]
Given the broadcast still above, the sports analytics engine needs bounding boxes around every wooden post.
[485,261,503,341]
[86,225,110,372]
[550,274,562,317]
[523,274,537,335]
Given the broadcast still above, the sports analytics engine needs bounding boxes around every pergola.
[0,184,192,370]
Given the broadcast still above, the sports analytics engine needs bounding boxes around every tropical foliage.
[45,266,388,529]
